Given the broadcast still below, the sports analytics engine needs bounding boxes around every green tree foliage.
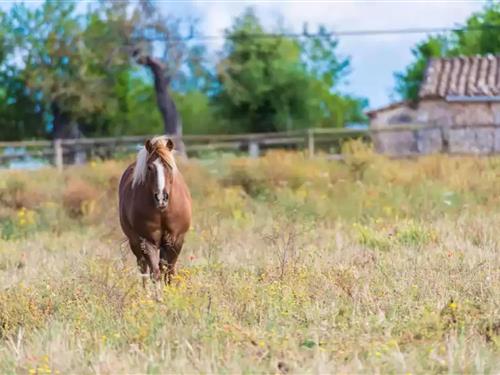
[300,29,368,127]
[84,0,210,142]
[215,9,306,132]
[8,1,116,138]
[0,10,44,140]
[0,3,367,140]
[395,2,500,102]
[215,9,367,133]
[455,1,500,55]
[394,36,448,102]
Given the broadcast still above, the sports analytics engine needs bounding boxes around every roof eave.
[445,95,500,103]
[365,100,410,117]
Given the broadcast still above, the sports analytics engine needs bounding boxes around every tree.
[300,26,368,127]
[215,9,306,132]
[215,8,367,133]
[173,44,217,95]
[454,1,500,55]
[91,0,204,152]
[0,9,44,140]
[0,2,368,140]
[7,1,115,139]
[116,1,183,134]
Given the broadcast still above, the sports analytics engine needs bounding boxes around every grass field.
[0,143,499,374]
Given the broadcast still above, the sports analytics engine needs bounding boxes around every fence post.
[307,128,315,158]
[54,139,63,172]
[248,140,260,158]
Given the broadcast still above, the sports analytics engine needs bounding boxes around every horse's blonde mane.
[132,136,177,187]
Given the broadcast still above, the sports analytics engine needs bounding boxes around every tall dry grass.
[0,144,499,373]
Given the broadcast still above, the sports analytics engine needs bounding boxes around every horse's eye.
[147,164,153,172]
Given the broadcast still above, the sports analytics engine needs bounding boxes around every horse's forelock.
[132,140,176,188]
[154,147,177,172]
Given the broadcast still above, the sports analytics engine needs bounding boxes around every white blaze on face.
[153,159,165,193]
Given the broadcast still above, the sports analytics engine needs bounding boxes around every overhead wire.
[131,23,500,42]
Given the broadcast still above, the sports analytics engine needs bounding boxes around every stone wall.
[448,127,500,154]
[372,130,417,156]
[369,100,500,156]
[371,128,443,156]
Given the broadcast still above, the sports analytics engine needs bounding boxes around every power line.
[133,23,500,42]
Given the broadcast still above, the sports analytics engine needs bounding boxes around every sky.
[156,0,487,109]
[0,0,488,110]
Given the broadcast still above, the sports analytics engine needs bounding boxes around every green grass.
[0,145,499,373]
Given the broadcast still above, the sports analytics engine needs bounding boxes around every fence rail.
[0,127,375,170]
[5,123,462,170]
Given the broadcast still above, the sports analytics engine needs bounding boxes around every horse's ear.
[145,139,153,153]
[166,138,174,151]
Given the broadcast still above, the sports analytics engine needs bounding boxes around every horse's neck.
[170,172,189,203]
[172,170,187,191]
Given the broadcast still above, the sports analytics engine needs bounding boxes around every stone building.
[367,55,500,155]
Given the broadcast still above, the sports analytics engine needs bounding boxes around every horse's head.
[138,137,176,210]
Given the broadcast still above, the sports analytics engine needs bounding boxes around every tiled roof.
[419,55,500,98]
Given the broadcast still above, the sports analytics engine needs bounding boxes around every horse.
[118,136,192,287]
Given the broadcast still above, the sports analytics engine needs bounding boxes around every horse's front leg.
[139,238,163,301]
[137,256,149,289]
[130,240,149,289]
[159,251,169,285]
[140,237,161,282]
[160,238,184,285]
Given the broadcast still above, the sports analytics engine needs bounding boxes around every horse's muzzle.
[154,192,169,209]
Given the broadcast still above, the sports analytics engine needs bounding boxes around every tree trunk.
[51,102,85,165]
[51,102,69,140]
[140,56,186,156]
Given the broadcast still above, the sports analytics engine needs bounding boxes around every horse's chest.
[149,227,163,243]
[131,211,170,244]
[151,227,176,248]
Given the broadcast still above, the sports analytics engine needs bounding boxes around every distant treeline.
[0,1,368,141]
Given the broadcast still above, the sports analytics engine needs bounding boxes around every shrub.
[62,178,100,219]
[224,158,268,197]
[0,173,47,210]
[341,139,377,180]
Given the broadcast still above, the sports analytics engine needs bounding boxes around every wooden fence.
[4,123,496,170]
[0,127,370,170]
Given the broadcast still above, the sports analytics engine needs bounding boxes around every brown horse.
[118,136,192,286]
